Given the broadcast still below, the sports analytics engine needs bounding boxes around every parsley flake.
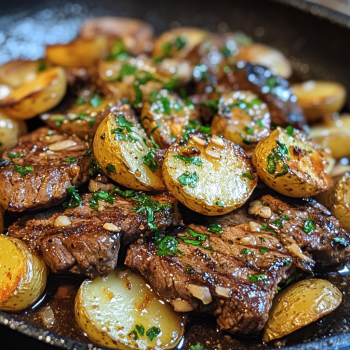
[146,327,161,341]
[207,224,223,234]
[303,219,315,233]
[13,165,33,177]
[172,155,202,166]
[248,274,269,284]
[105,163,117,175]
[178,171,199,188]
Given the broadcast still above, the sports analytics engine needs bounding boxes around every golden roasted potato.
[79,17,154,55]
[42,91,116,138]
[0,235,48,312]
[292,81,346,121]
[93,111,165,191]
[152,27,210,60]
[162,133,257,215]
[98,56,180,106]
[0,67,67,119]
[316,172,350,232]
[0,111,27,154]
[263,279,342,342]
[46,36,109,67]
[75,268,185,350]
[141,89,199,149]
[211,90,270,149]
[252,127,333,197]
[236,43,292,79]
[309,114,350,159]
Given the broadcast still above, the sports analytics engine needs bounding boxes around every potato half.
[46,36,109,67]
[141,89,199,149]
[252,127,333,197]
[316,172,350,232]
[163,133,257,215]
[0,111,27,154]
[211,90,271,149]
[292,81,346,122]
[75,268,185,350]
[0,235,48,312]
[0,67,67,119]
[263,279,342,342]
[93,111,165,191]
[309,114,350,159]
[236,43,292,78]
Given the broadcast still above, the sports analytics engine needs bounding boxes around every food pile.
[0,16,349,349]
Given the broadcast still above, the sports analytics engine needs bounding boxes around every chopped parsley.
[267,142,289,178]
[286,276,294,285]
[241,248,252,255]
[172,155,202,166]
[239,133,255,145]
[89,190,116,209]
[105,163,117,175]
[89,157,102,176]
[146,327,161,341]
[178,236,202,246]
[89,116,96,128]
[333,237,347,245]
[207,223,223,234]
[270,220,283,228]
[260,225,275,232]
[53,116,66,127]
[178,171,199,188]
[216,200,224,207]
[46,130,54,136]
[248,274,269,284]
[245,126,255,135]
[199,125,211,133]
[129,330,138,340]
[260,247,269,253]
[156,235,181,256]
[13,165,33,177]
[286,125,294,137]
[186,228,207,241]
[106,40,128,61]
[76,95,85,106]
[82,149,92,156]
[135,325,145,336]
[63,186,82,209]
[282,215,290,220]
[190,344,204,350]
[199,99,219,115]
[303,219,315,233]
[63,157,77,163]
[260,237,265,243]
[142,148,160,172]
[7,153,25,162]
[161,36,187,58]
[185,265,194,274]
[38,61,46,72]
[242,172,255,180]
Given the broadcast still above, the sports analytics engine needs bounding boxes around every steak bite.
[125,224,293,335]
[0,127,90,212]
[8,189,180,278]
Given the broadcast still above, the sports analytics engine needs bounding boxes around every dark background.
[1,0,350,349]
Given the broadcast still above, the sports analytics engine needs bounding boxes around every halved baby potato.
[141,89,199,149]
[292,81,346,122]
[0,111,27,154]
[93,111,165,191]
[252,127,333,197]
[236,43,292,78]
[162,133,258,215]
[309,114,350,159]
[316,172,350,232]
[152,27,210,60]
[75,268,185,350]
[0,235,48,312]
[46,36,109,67]
[0,67,67,119]
[211,90,271,149]
[263,279,342,343]
[79,17,154,55]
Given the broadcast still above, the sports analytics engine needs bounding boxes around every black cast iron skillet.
[1,0,350,349]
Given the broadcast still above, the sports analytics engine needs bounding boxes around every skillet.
[0,0,350,349]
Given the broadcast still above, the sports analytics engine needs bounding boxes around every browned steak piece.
[0,127,90,212]
[125,224,293,335]
[253,195,350,271]
[8,190,180,278]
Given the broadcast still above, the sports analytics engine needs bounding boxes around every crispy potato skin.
[292,81,346,122]
[0,67,67,120]
[0,235,48,311]
[93,112,165,191]
[316,172,350,232]
[310,115,350,159]
[252,128,333,197]
[163,134,257,215]
[263,279,342,342]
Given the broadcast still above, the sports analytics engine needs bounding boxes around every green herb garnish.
[241,248,252,255]
[63,157,77,163]
[186,228,207,241]
[303,219,315,233]
[38,61,46,72]
[146,327,161,341]
[333,237,347,245]
[90,94,103,108]
[286,125,294,137]
[260,247,269,253]
[216,200,224,207]
[270,220,283,228]
[248,274,269,284]
[156,235,181,256]
[178,171,199,188]
[172,155,202,166]
[207,224,223,234]
[142,149,160,173]
[242,172,255,180]
[7,153,25,162]
[185,265,194,275]
[89,190,116,209]
[76,95,85,106]
[281,215,290,220]
[136,325,145,336]
[105,163,117,175]
[13,165,33,177]
[190,344,204,350]
[63,186,82,209]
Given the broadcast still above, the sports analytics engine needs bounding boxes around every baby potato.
[75,268,185,350]
[79,17,154,55]
[46,36,109,68]
[141,89,199,149]
[292,81,346,122]
[316,172,350,232]
[309,114,350,159]
[236,43,292,79]
[93,111,165,191]
[263,279,342,343]
[162,133,257,215]
[42,91,116,138]
[0,235,48,312]
[0,67,67,120]
[211,90,271,149]
[152,27,210,60]
[0,111,27,154]
[252,127,333,197]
